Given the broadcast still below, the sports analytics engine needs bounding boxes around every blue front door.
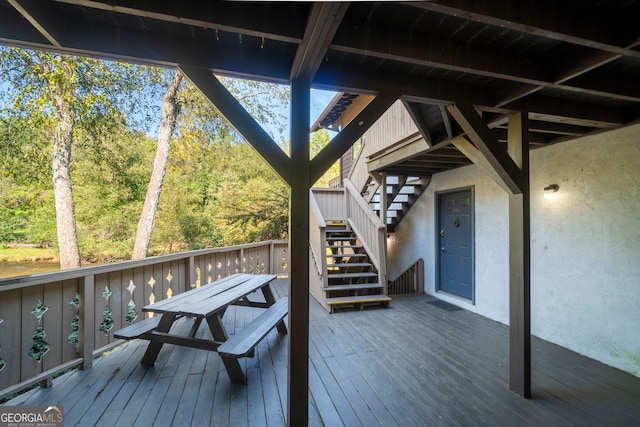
[438,189,474,301]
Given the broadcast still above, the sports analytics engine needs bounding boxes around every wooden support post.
[508,112,531,398]
[447,104,531,398]
[288,79,310,427]
[380,172,387,226]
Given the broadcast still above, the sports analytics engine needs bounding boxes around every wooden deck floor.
[4,279,640,426]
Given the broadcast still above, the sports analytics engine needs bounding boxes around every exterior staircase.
[368,175,431,232]
[323,222,391,313]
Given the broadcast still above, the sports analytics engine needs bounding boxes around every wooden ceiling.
[1,0,639,175]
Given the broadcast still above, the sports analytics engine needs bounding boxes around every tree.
[138,76,291,252]
[0,47,163,267]
[132,70,183,259]
[310,129,340,187]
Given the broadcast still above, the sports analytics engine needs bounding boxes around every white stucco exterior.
[386,123,640,376]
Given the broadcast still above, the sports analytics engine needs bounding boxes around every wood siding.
[348,100,420,191]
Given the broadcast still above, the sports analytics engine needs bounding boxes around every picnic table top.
[142,273,276,318]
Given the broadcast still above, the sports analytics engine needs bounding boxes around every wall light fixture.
[543,184,559,199]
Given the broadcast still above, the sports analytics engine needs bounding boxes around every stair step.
[326,237,356,241]
[328,272,378,279]
[327,253,368,258]
[326,294,392,307]
[323,283,384,292]
[327,262,372,268]
[328,245,362,249]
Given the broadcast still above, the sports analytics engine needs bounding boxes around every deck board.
[3,278,640,426]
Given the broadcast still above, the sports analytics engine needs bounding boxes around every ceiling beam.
[54,0,307,44]
[0,10,295,82]
[412,0,640,60]
[447,104,524,194]
[331,24,553,86]
[315,61,490,106]
[500,95,626,129]
[315,62,628,129]
[332,21,640,107]
[290,2,348,81]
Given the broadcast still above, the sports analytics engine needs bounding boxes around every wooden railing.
[310,187,346,221]
[0,241,288,400]
[388,259,424,294]
[344,179,387,292]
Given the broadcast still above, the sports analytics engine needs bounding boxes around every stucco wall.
[387,123,640,376]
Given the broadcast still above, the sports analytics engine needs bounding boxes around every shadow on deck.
[3,278,640,426]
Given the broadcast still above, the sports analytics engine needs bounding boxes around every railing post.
[269,241,275,274]
[186,256,195,291]
[79,274,95,370]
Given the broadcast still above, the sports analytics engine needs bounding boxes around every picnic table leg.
[141,313,176,366]
[261,285,288,334]
[206,313,247,384]
[188,318,202,337]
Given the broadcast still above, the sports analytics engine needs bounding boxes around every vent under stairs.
[368,175,430,232]
[324,223,391,313]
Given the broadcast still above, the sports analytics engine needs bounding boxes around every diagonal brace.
[447,103,524,194]
[179,65,292,186]
[310,93,398,185]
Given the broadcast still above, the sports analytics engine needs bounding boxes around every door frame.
[435,186,476,304]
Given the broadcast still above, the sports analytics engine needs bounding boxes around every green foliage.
[310,129,340,187]
[0,47,292,261]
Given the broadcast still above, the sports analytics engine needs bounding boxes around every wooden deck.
[4,279,640,426]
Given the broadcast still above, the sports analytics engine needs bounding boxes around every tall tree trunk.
[132,70,183,259]
[52,93,81,269]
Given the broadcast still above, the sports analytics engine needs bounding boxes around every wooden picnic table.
[115,273,288,384]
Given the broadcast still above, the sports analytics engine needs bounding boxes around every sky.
[260,87,337,143]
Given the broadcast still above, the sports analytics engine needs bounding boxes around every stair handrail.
[309,189,328,304]
[344,178,387,293]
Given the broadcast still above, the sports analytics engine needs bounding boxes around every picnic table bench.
[114,273,287,384]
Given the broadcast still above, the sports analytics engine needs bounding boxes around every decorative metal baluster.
[99,287,113,334]
[68,293,80,348]
[28,301,50,361]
